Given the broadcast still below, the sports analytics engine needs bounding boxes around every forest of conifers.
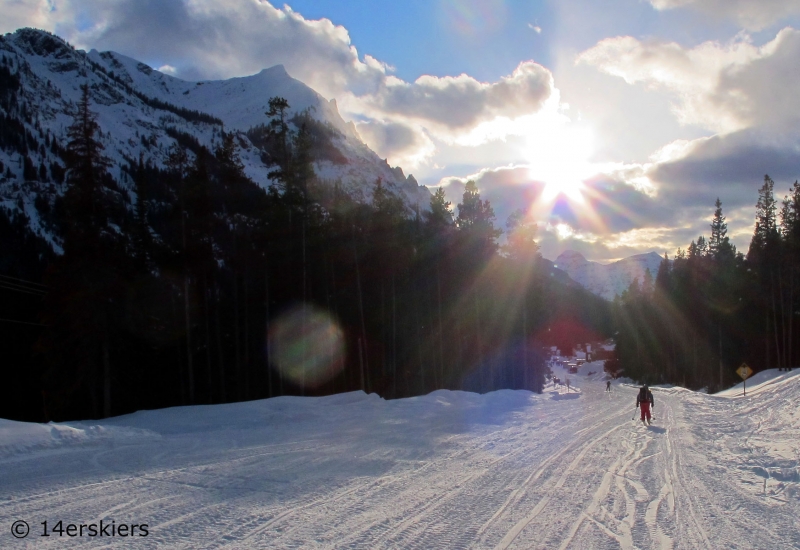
[611,176,798,391]
[1,77,796,423]
[1,87,609,422]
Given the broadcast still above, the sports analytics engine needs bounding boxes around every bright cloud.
[648,0,800,31]
[577,28,800,133]
[360,61,554,136]
[355,119,436,168]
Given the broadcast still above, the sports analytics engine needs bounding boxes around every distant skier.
[606,380,611,392]
[636,384,654,424]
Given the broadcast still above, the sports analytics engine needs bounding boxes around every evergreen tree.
[425,187,454,230]
[63,83,111,240]
[709,198,734,261]
[132,153,151,265]
[266,97,291,191]
[39,83,121,419]
[655,254,671,294]
[456,180,502,255]
[748,175,779,262]
[504,208,540,262]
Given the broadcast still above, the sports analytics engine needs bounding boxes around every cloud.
[650,128,800,209]
[578,26,800,223]
[647,0,800,31]
[528,23,542,34]
[577,28,800,134]
[354,120,435,168]
[1,0,57,33]
[359,61,554,137]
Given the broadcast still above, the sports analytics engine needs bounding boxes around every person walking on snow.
[606,380,611,392]
[636,384,654,424]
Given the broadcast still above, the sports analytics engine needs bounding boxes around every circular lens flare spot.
[268,304,345,389]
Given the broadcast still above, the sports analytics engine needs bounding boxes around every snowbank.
[716,368,800,397]
[0,418,158,458]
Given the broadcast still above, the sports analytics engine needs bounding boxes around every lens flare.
[268,304,346,389]
[442,0,507,34]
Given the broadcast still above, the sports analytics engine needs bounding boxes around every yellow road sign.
[737,363,753,380]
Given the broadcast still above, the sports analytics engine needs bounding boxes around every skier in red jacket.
[636,384,654,424]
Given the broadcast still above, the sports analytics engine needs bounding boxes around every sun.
[525,122,596,203]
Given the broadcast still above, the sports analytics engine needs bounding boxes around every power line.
[0,279,47,293]
[0,273,47,289]
[0,283,46,296]
[0,317,47,327]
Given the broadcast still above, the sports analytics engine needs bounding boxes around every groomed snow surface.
[1,364,799,549]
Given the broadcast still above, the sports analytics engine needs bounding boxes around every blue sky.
[284,0,554,82]
[5,0,800,262]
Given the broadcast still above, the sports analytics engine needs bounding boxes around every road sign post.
[736,363,753,396]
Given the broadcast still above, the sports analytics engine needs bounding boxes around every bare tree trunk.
[353,227,369,392]
[233,272,241,400]
[417,288,425,394]
[523,302,528,390]
[392,272,397,397]
[790,268,795,370]
[474,287,483,392]
[358,337,365,393]
[772,275,783,370]
[301,218,307,396]
[172,292,186,405]
[102,337,111,418]
[265,257,272,398]
[719,325,723,390]
[184,275,194,403]
[765,308,770,370]
[215,285,226,402]
[244,265,250,400]
[203,273,212,402]
[779,271,787,370]
[381,279,387,383]
[436,263,444,389]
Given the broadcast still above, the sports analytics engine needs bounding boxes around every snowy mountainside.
[0,28,429,250]
[554,250,665,300]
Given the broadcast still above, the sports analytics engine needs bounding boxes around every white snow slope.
[555,251,665,301]
[1,368,799,548]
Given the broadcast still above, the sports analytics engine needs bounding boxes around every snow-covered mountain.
[0,28,429,250]
[554,250,665,300]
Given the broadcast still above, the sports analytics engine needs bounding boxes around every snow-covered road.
[1,367,799,548]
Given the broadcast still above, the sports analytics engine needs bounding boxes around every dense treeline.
[1,89,610,421]
[610,177,797,390]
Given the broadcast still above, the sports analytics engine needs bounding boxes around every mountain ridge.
[553,250,665,301]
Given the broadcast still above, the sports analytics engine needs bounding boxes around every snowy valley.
[1,365,798,548]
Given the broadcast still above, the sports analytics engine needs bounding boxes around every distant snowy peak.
[85,51,354,138]
[554,251,665,301]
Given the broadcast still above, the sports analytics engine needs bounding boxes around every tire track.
[474,407,631,547]
[493,409,632,550]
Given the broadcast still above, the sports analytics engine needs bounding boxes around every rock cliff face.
[554,250,665,300]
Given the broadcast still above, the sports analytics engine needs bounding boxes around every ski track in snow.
[1,368,799,548]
